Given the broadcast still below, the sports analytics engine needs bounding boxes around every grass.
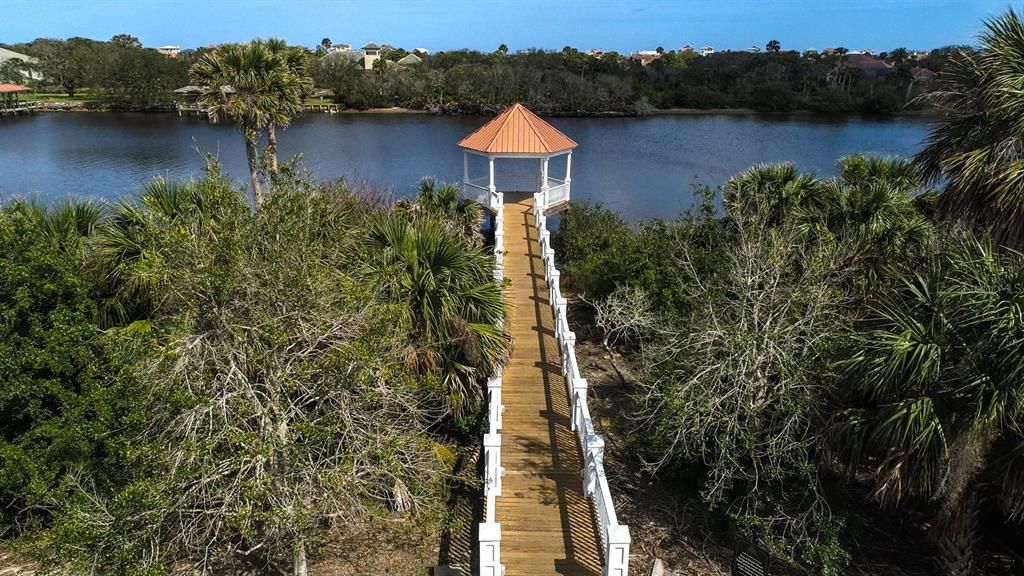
[29,91,111,105]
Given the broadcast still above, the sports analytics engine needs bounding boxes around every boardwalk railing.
[533,193,632,576]
[479,193,506,576]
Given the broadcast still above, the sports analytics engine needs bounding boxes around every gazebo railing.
[533,193,631,576]
[479,193,506,576]
[542,177,570,208]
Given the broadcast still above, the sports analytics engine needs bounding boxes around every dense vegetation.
[0,168,506,575]
[552,10,1024,576]
[3,33,955,114]
[317,44,954,114]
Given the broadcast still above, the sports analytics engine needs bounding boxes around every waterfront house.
[846,53,894,77]
[699,46,715,56]
[327,43,353,53]
[0,47,40,81]
[156,45,182,57]
[396,53,423,66]
[362,43,381,70]
[630,50,661,66]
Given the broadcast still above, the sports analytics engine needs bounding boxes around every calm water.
[0,112,932,220]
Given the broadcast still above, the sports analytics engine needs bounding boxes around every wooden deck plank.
[494,195,603,576]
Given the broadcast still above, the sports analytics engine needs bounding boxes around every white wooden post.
[541,156,550,210]
[488,376,503,431]
[488,155,497,210]
[478,522,502,576]
[565,151,573,203]
[604,525,631,576]
[463,151,469,197]
[584,434,604,497]
[570,378,588,431]
[484,433,503,496]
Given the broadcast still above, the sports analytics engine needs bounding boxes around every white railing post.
[570,378,588,431]
[584,434,604,497]
[488,376,503,432]
[484,433,503,496]
[604,525,631,576]
[479,522,502,576]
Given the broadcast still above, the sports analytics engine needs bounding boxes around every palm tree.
[413,178,483,245]
[263,39,313,173]
[190,40,306,208]
[828,155,935,285]
[833,234,1024,575]
[365,213,508,416]
[915,9,1024,247]
[723,162,827,225]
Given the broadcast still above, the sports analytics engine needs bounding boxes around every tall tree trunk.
[267,122,279,173]
[293,539,308,576]
[244,127,263,210]
[933,488,980,576]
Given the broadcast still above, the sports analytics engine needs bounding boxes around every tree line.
[3,33,957,114]
[552,10,1024,576]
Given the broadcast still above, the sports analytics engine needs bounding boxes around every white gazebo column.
[488,155,497,212]
[565,151,572,203]
[463,151,469,197]
[540,156,550,211]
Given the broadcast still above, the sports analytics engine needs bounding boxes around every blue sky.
[0,0,1011,53]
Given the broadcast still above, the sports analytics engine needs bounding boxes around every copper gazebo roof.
[458,103,577,155]
[0,84,32,94]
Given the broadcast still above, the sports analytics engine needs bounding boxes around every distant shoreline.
[24,103,932,118]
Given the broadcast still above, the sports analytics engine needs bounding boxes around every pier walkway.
[495,195,603,576]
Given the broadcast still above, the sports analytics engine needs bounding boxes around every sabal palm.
[833,235,1024,575]
[415,178,483,245]
[13,197,105,244]
[828,155,935,287]
[262,38,313,173]
[366,213,508,415]
[190,40,305,207]
[723,162,826,225]
[914,9,1024,247]
[92,175,243,327]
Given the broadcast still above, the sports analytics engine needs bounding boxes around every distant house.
[328,43,353,53]
[910,67,936,82]
[362,43,381,69]
[699,46,715,57]
[746,45,760,53]
[156,45,181,57]
[0,46,40,81]
[680,44,694,53]
[320,43,393,71]
[413,47,430,55]
[630,50,661,66]
[587,49,607,58]
[845,53,894,77]
[396,53,423,66]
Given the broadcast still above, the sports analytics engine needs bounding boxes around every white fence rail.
[479,194,506,576]
[533,193,631,576]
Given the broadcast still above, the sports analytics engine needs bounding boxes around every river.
[0,112,932,221]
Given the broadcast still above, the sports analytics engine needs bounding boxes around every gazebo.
[0,83,32,112]
[458,103,577,214]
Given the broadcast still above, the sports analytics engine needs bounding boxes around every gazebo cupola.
[458,103,577,214]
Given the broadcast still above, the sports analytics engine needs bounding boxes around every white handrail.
[479,194,506,576]
[533,193,632,576]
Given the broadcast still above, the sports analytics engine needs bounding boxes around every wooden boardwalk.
[495,195,603,576]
